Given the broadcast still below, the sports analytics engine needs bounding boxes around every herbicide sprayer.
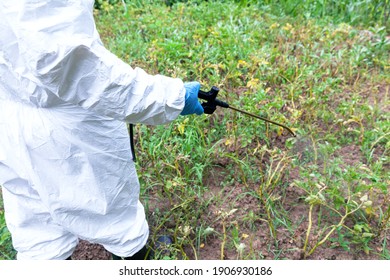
[128,86,296,162]
[198,86,296,137]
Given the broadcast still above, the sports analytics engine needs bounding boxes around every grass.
[0,0,388,260]
[0,189,16,260]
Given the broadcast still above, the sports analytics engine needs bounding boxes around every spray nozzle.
[198,86,296,137]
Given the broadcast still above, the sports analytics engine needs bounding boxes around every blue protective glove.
[180,82,204,116]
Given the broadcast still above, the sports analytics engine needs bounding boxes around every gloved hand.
[180,82,204,116]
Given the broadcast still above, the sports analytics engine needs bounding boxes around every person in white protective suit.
[0,0,204,260]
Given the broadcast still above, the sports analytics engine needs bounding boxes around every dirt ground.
[71,188,388,261]
[71,143,388,260]
[71,172,387,261]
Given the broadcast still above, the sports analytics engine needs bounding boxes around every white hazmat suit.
[0,0,186,259]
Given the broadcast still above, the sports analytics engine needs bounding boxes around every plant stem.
[221,221,226,260]
[306,203,363,257]
[303,204,314,258]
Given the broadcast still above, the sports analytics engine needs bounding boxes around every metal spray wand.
[198,86,296,137]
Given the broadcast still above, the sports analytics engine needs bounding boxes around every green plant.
[0,207,16,260]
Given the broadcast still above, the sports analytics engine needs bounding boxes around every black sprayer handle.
[198,86,229,114]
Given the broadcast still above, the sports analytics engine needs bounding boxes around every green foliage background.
[95,0,389,31]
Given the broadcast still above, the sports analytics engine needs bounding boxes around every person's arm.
[2,0,184,125]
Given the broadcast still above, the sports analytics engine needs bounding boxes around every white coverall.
[0,0,185,259]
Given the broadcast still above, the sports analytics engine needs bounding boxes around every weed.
[0,205,16,260]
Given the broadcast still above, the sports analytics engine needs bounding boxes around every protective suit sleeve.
[1,0,185,125]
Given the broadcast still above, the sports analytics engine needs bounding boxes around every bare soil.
[71,142,388,260]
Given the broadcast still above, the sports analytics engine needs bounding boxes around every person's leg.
[28,115,151,260]
[2,107,149,260]
[94,201,149,259]
[1,168,78,260]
